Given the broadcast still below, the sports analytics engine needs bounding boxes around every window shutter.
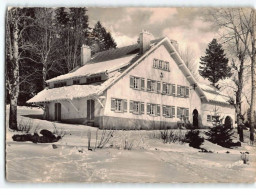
[129,100,134,113]
[111,98,115,111]
[123,100,127,112]
[130,76,134,88]
[162,106,166,117]
[167,84,171,95]
[186,108,189,116]
[172,84,176,96]
[162,83,167,95]
[147,103,150,115]
[147,79,151,91]
[141,78,145,91]
[157,81,161,93]
[172,106,175,118]
[140,102,144,114]
[186,87,189,97]
[157,104,160,116]
[177,107,180,118]
[177,86,181,96]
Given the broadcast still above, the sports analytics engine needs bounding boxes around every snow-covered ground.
[5,106,256,183]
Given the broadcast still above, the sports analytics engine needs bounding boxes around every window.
[87,76,101,84]
[111,98,127,112]
[130,76,145,90]
[73,79,80,85]
[212,116,220,122]
[177,107,189,120]
[163,106,171,118]
[133,77,140,89]
[177,85,189,98]
[147,103,160,116]
[152,59,170,72]
[133,101,140,113]
[147,79,156,92]
[207,115,211,122]
[130,101,144,114]
[115,99,122,112]
[159,60,163,69]
[153,59,158,68]
[54,82,66,88]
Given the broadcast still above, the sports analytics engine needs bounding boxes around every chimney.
[81,44,91,65]
[139,30,154,54]
[170,39,179,53]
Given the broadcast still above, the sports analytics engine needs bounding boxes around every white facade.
[28,33,236,129]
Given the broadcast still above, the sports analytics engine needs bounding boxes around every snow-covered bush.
[160,130,186,144]
[185,130,204,149]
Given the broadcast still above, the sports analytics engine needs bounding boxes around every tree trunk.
[250,9,256,144]
[42,65,47,88]
[9,15,19,130]
[9,96,18,130]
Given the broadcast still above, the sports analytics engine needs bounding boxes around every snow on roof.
[28,72,121,103]
[198,83,230,104]
[46,54,137,83]
[27,85,100,103]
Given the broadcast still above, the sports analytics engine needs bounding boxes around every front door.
[87,99,95,121]
[193,109,199,128]
[55,103,61,121]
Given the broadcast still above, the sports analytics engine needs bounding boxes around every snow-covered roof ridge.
[28,72,121,103]
[46,54,137,83]
[198,83,231,105]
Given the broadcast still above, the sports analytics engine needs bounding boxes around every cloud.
[87,7,217,59]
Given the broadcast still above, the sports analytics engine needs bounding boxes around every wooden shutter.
[157,81,161,93]
[141,78,145,91]
[147,103,150,115]
[185,108,189,117]
[123,100,127,112]
[129,100,133,113]
[177,86,181,96]
[162,106,166,117]
[185,87,189,97]
[172,84,176,96]
[157,104,160,116]
[130,76,134,88]
[177,107,180,118]
[140,102,144,114]
[111,98,115,111]
[167,84,171,95]
[171,106,175,118]
[162,83,167,95]
[147,79,151,91]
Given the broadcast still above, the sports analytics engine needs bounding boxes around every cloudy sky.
[87,7,219,63]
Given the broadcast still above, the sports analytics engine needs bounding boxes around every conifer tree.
[199,39,231,89]
[90,21,117,54]
[205,125,234,148]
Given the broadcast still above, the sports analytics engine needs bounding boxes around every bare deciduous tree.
[206,8,256,142]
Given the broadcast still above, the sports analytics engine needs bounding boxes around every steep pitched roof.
[28,36,231,106]
[198,83,230,104]
[46,54,137,83]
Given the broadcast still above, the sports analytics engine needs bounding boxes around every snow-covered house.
[27,31,235,129]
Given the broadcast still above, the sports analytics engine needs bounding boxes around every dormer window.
[73,79,80,85]
[54,82,66,88]
[87,76,101,84]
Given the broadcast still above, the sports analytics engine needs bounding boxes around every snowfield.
[5,106,256,183]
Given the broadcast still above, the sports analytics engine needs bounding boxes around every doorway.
[54,103,61,121]
[193,109,199,128]
[87,99,95,121]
